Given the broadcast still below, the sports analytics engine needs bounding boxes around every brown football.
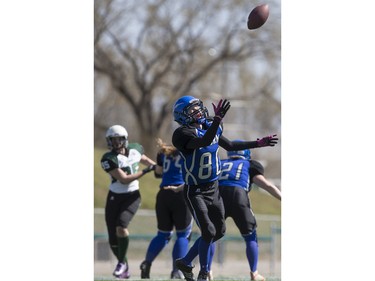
[247,4,269,30]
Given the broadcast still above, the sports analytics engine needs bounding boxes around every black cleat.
[197,271,208,281]
[175,259,195,281]
[140,260,151,279]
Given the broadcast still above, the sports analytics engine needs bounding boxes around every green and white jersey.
[100,143,144,194]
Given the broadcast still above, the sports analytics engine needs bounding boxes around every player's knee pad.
[157,230,173,242]
[176,223,192,239]
[243,230,257,242]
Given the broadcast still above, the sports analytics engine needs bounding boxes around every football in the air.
[247,4,269,30]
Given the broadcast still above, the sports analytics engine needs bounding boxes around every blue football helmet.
[227,140,251,160]
[173,96,208,125]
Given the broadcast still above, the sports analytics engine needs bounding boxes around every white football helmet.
[106,125,129,149]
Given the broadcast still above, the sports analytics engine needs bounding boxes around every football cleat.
[116,270,130,279]
[113,262,130,279]
[197,270,208,281]
[250,270,265,281]
[175,258,195,281]
[140,260,151,279]
[171,269,184,279]
[113,262,126,276]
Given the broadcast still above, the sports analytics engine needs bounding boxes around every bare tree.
[94,0,280,156]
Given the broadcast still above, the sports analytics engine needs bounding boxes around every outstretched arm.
[252,174,281,201]
[219,134,278,150]
[109,165,155,184]
[219,136,258,150]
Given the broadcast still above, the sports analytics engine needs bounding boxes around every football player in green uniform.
[100,124,156,279]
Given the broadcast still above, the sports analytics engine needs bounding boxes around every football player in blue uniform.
[171,96,278,281]
[218,147,281,281]
[175,147,282,281]
[140,138,193,279]
[100,125,156,279]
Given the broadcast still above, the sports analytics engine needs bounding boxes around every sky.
[1,1,375,281]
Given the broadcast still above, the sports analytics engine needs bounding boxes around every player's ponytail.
[156,138,178,157]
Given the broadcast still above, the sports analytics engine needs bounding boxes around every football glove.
[257,134,278,147]
[212,99,231,120]
[142,164,156,174]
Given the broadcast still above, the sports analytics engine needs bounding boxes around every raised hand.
[257,134,278,147]
[212,99,231,120]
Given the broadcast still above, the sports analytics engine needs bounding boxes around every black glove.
[257,134,278,147]
[212,99,231,120]
[142,164,156,174]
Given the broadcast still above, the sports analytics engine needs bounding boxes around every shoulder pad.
[128,143,144,154]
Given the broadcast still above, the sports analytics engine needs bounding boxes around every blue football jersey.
[181,125,222,185]
[218,158,251,192]
[159,153,185,188]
